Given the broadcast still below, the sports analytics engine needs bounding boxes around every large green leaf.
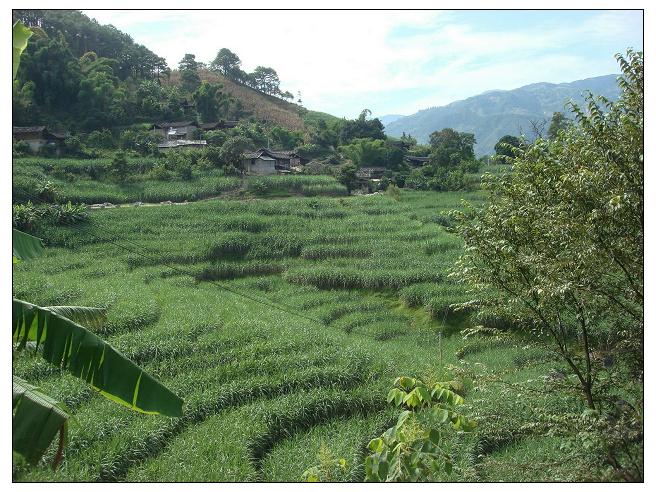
[13,229,44,263]
[13,21,32,79]
[13,376,68,466]
[44,306,107,331]
[13,299,183,417]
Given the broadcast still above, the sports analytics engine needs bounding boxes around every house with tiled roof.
[242,148,307,175]
[13,126,67,153]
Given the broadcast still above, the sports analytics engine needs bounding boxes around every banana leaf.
[13,376,68,467]
[13,21,32,79]
[44,306,107,331]
[13,299,183,417]
[13,229,44,263]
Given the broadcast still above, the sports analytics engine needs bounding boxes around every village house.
[153,121,207,151]
[13,126,67,154]
[404,155,430,167]
[355,167,387,180]
[152,121,199,140]
[242,148,307,175]
[200,121,239,131]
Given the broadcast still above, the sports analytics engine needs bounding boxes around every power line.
[14,191,327,327]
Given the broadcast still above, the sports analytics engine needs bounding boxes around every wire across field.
[13,190,590,482]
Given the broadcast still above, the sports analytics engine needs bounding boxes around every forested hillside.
[11,10,322,133]
[385,75,621,155]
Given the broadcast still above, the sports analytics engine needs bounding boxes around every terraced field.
[12,190,594,482]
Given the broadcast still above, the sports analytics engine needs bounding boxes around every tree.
[178,53,200,93]
[192,82,230,122]
[547,111,571,140]
[493,134,521,161]
[210,48,242,79]
[17,30,81,111]
[337,163,359,192]
[250,66,281,95]
[339,138,404,170]
[339,109,385,144]
[219,136,252,171]
[450,51,643,415]
[428,128,475,169]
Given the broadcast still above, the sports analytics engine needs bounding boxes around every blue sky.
[83,9,643,119]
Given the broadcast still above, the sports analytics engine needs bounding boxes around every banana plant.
[11,21,183,468]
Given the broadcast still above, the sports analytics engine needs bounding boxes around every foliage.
[13,376,68,467]
[301,441,349,482]
[493,134,521,161]
[178,53,201,93]
[13,299,184,417]
[428,128,476,169]
[450,51,643,417]
[337,163,359,192]
[339,109,385,144]
[339,138,404,170]
[365,376,476,482]
[110,151,129,183]
[193,82,230,122]
[547,111,572,140]
[13,21,33,79]
[210,48,243,80]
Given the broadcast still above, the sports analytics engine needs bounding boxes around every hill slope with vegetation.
[384,74,621,155]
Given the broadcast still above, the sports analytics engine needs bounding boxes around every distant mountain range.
[383,74,621,156]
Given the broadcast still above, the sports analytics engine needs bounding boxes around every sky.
[82,9,643,119]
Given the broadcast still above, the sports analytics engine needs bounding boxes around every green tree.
[450,51,643,413]
[493,134,521,160]
[250,66,281,95]
[210,48,242,79]
[547,111,572,140]
[219,136,252,171]
[339,109,386,144]
[17,31,81,111]
[192,82,230,122]
[337,163,359,192]
[178,53,201,93]
[428,128,475,169]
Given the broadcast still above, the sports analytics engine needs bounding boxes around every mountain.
[378,114,405,126]
[384,75,621,156]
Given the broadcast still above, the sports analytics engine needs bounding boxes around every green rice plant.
[196,261,286,281]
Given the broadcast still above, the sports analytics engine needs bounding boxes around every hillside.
[384,74,621,155]
[167,69,307,131]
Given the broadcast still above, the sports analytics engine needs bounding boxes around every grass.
[12,188,612,482]
[13,158,348,205]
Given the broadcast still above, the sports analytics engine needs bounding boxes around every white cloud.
[83,9,642,117]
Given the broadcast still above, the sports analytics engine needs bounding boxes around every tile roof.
[154,121,197,129]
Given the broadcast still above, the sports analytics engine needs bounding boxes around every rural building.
[242,148,307,175]
[404,155,429,167]
[158,140,207,151]
[356,167,387,180]
[13,126,67,153]
[152,121,199,140]
[200,121,239,131]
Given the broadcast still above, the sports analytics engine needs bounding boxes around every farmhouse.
[200,121,239,131]
[355,167,387,180]
[152,121,199,140]
[158,140,207,151]
[404,155,429,166]
[242,148,307,175]
[13,126,67,154]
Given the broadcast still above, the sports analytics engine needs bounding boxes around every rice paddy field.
[13,189,600,482]
[12,158,347,204]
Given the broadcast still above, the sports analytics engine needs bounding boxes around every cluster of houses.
[13,121,430,179]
